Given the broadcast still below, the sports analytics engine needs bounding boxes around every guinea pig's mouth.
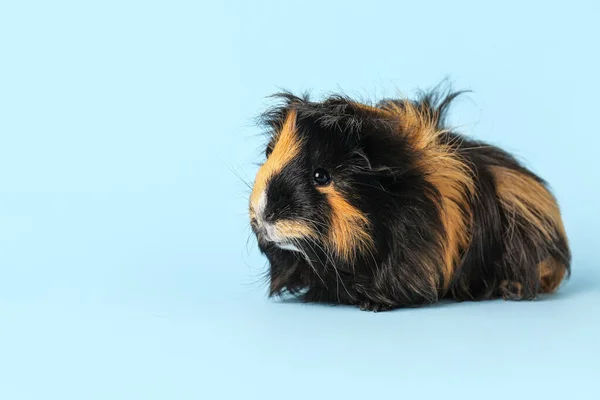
[251,218,303,253]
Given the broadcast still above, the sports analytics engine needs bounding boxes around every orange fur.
[491,166,566,241]
[250,110,302,211]
[538,257,567,293]
[492,167,568,293]
[424,157,475,289]
[274,220,317,240]
[317,184,373,262]
[381,100,475,289]
[250,110,318,242]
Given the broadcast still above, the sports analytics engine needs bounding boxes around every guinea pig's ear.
[353,115,411,174]
[352,148,373,170]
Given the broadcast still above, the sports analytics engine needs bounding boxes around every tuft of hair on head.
[258,91,310,138]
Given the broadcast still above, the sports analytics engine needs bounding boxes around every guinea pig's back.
[443,133,571,300]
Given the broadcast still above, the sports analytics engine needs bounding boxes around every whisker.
[245,230,256,256]
[292,238,327,288]
[303,235,355,302]
[225,163,253,190]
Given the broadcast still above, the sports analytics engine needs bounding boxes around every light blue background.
[1,1,599,399]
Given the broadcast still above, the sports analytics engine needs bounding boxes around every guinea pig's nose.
[263,211,276,223]
[253,220,280,243]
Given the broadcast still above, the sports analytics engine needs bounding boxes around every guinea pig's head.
[249,93,421,268]
[249,89,474,300]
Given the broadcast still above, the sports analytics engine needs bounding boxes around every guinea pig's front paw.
[358,300,393,312]
[498,280,524,301]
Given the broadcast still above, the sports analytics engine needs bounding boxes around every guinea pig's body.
[249,88,570,311]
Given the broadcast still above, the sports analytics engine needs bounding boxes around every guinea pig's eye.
[313,168,331,186]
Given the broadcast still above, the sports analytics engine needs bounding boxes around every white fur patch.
[277,242,301,252]
[264,222,280,242]
[255,190,267,223]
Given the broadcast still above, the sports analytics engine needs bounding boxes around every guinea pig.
[248,86,571,311]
